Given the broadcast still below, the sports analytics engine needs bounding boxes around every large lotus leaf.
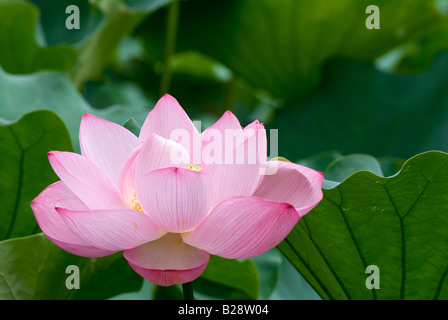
[0,233,142,299]
[0,110,73,240]
[278,151,448,299]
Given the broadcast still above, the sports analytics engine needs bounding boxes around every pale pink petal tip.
[139,94,200,149]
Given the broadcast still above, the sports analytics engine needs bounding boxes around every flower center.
[187,164,201,172]
[131,192,144,213]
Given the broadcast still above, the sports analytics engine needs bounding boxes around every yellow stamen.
[187,164,202,172]
[131,192,144,213]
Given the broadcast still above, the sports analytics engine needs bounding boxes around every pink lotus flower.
[31,94,323,286]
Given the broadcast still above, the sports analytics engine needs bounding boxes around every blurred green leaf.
[193,255,259,300]
[0,233,142,299]
[152,284,183,300]
[300,152,405,189]
[122,117,142,136]
[0,110,73,240]
[83,79,152,110]
[13,0,171,87]
[0,0,77,74]
[394,28,448,73]
[109,279,153,300]
[249,249,282,299]
[268,51,448,161]
[325,154,384,183]
[29,0,103,46]
[298,151,343,172]
[70,0,172,87]
[278,151,448,299]
[0,69,89,147]
[392,0,448,73]
[123,0,173,12]
[269,251,320,300]
[153,284,184,300]
[0,68,150,150]
[378,157,406,177]
[138,0,448,102]
[167,51,233,83]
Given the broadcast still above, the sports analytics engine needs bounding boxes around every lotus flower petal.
[253,160,324,216]
[140,94,200,157]
[137,167,212,233]
[31,94,324,287]
[31,181,114,257]
[183,196,300,259]
[57,207,166,251]
[206,120,267,208]
[48,151,126,210]
[79,113,138,187]
[124,233,209,286]
[136,133,190,181]
[118,146,140,206]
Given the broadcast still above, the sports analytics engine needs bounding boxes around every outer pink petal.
[123,233,209,286]
[137,167,212,233]
[57,207,166,252]
[183,196,300,259]
[79,113,138,187]
[49,237,115,257]
[139,94,200,158]
[135,133,190,182]
[48,151,126,210]
[253,161,324,217]
[206,121,267,208]
[30,181,114,257]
